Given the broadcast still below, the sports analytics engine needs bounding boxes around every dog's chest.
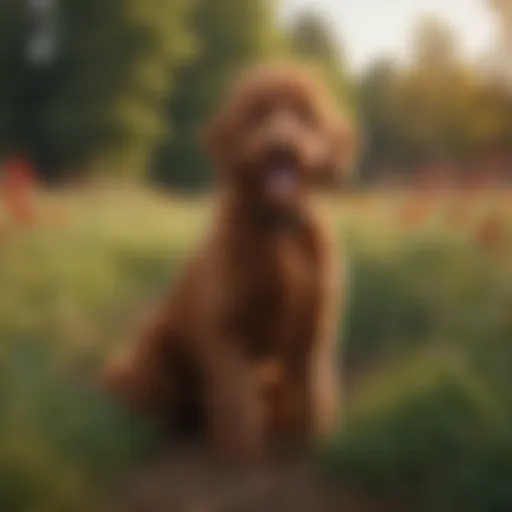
[232,235,319,358]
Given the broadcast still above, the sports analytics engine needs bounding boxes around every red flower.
[1,155,38,228]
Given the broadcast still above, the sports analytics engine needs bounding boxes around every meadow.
[1,187,512,511]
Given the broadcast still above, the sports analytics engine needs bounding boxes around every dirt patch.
[109,444,381,512]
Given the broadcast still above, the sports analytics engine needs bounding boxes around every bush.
[0,339,157,512]
[322,351,512,512]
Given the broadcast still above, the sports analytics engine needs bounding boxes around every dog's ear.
[320,118,360,190]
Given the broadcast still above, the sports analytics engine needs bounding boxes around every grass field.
[1,187,512,511]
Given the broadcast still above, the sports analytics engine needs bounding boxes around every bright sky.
[281,0,496,72]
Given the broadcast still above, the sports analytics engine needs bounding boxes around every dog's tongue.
[266,167,297,198]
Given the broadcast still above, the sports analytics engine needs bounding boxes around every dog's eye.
[294,102,317,126]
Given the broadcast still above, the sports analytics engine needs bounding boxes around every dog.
[104,61,357,464]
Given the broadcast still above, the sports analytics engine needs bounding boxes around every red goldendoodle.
[104,61,357,464]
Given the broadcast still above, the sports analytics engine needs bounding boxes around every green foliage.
[0,194,203,509]
[1,2,510,187]
[154,0,281,190]
[0,339,156,512]
[0,193,200,509]
[357,13,512,180]
[322,352,512,512]
[356,58,400,181]
[288,10,352,108]
[46,0,194,179]
[0,0,194,180]
[345,242,442,367]
[0,0,31,154]
[318,193,512,511]
[2,191,512,509]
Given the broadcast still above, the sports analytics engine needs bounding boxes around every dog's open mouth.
[263,153,299,201]
[266,167,297,197]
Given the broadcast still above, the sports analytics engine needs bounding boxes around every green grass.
[322,351,512,512]
[1,188,512,510]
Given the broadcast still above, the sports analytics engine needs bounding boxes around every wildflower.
[475,213,508,257]
[0,155,38,227]
[398,193,436,229]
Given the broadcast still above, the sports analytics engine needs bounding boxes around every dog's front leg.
[306,262,343,441]
[204,347,265,464]
[273,346,338,447]
[307,338,340,440]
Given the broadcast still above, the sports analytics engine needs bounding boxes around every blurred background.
[0,1,512,511]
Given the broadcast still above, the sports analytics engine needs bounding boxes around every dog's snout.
[264,141,297,165]
[263,110,296,139]
[260,113,301,165]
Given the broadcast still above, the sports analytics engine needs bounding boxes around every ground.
[112,444,386,512]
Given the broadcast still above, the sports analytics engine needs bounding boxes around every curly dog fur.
[103,61,357,464]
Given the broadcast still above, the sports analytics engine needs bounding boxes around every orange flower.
[398,194,436,229]
[475,213,508,256]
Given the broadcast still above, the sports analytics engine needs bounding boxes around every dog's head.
[202,62,357,216]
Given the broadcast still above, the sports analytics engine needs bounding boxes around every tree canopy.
[0,2,510,188]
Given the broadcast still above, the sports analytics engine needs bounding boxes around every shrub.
[0,338,157,512]
[322,351,512,512]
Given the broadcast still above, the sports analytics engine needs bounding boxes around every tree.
[488,0,512,86]
[0,0,193,181]
[357,16,480,181]
[489,0,512,50]
[288,10,352,108]
[391,15,469,168]
[154,0,281,190]
[357,58,402,180]
[0,0,31,157]
[36,0,194,181]
[410,14,460,73]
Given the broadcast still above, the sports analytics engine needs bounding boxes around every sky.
[281,0,497,72]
